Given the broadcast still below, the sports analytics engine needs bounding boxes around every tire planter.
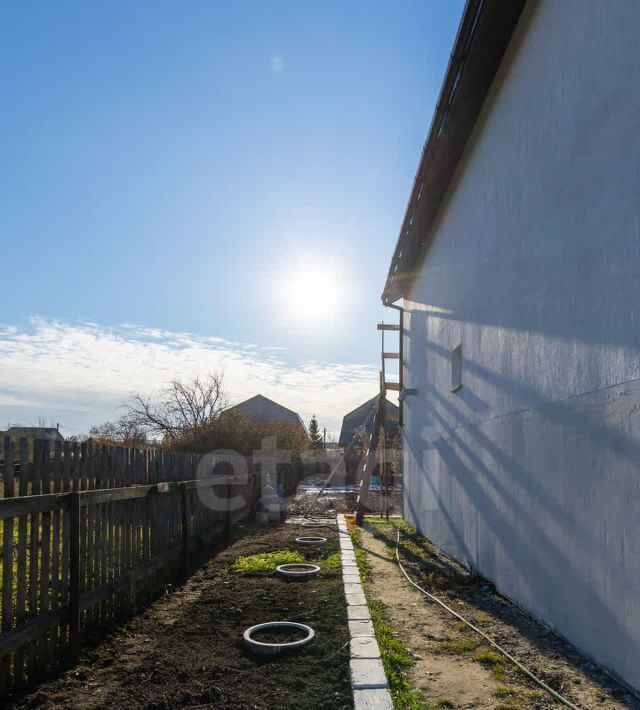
[301,521,326,528]
[295,536,327,545]
[243,621,315,656]
[276,563,321,579]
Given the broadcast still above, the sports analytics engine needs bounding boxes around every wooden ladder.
[355,316,402,523]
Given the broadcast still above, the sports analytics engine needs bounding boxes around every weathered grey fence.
[0,437,259,696]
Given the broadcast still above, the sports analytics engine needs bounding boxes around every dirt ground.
[7,522,352,710]
[288,487,402,520]
[360,520,639,710]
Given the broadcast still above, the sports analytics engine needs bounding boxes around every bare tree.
[123,372,227,441]
[88,418,148,447]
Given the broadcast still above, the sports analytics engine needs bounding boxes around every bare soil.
[287,487,402,520]
[7,522,352,710]
[360,521,639,710]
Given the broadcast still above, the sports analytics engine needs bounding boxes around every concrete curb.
[337,514,393,710]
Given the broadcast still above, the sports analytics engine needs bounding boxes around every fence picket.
[1,437,15,693]
[39,441,52,676]
[27,440,42,682]
[14,439,29,687]
[61,442,71,607]
[50,440,62,664]
[78,443,87,633]
[0,437,272,696]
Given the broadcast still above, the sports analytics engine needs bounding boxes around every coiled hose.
[394,528,580,709]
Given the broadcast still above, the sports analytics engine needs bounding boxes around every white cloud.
[0,318,378,438]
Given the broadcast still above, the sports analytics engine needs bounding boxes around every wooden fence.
[0,437,261,696]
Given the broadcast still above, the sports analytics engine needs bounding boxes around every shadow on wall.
[403,439,474,566]
[403,328,640,686]
[407,219,640,351]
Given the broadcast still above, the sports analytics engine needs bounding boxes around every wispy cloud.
[0,318,378,437]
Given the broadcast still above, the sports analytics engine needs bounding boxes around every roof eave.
[382,0,527,305]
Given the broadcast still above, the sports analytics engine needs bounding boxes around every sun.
[274,258,344,328]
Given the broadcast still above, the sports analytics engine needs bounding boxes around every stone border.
[337,514,393,710]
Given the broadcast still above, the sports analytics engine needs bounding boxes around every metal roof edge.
[382,0,527,305]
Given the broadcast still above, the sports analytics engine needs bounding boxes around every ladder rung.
[382,352,400,359]
[377,324,400,331]
[384,382,401,391]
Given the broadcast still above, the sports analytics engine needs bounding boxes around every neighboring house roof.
[339,396,399,448]
[4,427,64,441]
[382,0,527,304]
[224,394,306,431]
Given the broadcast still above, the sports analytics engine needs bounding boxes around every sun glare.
[275,259,344,329]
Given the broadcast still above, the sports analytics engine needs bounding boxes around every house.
[383,0,640,691]
[1,427,64,462]
[224,394,306,434]
[338,397,399,449]
[3,426,64,443]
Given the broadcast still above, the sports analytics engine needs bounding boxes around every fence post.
[180,483,191,577]
[248,468,257,519]
[251,468,262,521]
[69,491,81,660]
[225,482,233,537]
[1,436,15,694]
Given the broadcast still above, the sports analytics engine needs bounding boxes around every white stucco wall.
[402,0,640,690]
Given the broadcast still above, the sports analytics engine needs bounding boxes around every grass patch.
[363,518,476,596]
[491,664,508,683]
[369,599,426,709]
[433,636,481,655]
[474,613,492,624]
[366,518,428,559]
[355,547,371,581]
[524,689,545,701]
[230,550,304,574]
[495,685,518,698]
[320,551,342,569]
[351,526,426,708]
[474,650,502,666]
[350,527,372,582]
[474,651,508,681]
[473,651,507,683]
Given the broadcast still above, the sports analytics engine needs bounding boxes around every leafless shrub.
[88,418,148,447]
[123,372,227,441]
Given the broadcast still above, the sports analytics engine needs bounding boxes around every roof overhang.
[382,0,527,305]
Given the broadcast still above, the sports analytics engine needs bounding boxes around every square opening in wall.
[450,344,462,393]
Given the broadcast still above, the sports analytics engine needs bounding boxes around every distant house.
[3,427,64,443]
[224,394,306,434]
[0,427,64,461]
[338,397,399,449]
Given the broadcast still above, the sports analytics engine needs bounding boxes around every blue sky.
[0,0,463,436]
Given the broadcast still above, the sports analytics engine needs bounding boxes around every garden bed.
[11,522,352,709]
